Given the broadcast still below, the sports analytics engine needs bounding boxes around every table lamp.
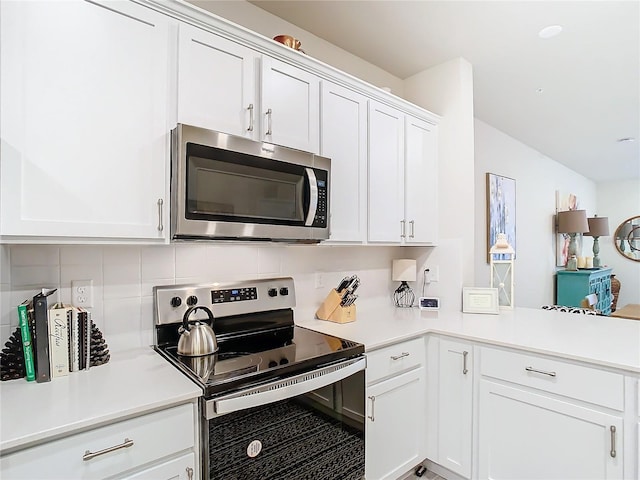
[557,209,589,271]
[617,222,633,254]
[392,259,417,308]
[584,215,609,268]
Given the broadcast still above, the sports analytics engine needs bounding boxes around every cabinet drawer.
[1,403,195,479]
[366,337,425,384]
[480,347,624,410]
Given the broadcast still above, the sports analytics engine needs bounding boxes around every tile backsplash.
[0,243,421,352]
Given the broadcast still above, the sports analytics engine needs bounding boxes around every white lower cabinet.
[0,403,198,479]
[434,337,473,478]
[122,452,196,480]
[365,337,426,480]
[477,346,625,480]
[478,380,623,479]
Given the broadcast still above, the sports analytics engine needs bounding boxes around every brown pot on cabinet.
[610,274,621,312]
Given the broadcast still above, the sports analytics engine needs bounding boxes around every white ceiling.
[248,0,639,182]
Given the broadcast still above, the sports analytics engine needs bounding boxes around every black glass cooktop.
[156,325,363,397]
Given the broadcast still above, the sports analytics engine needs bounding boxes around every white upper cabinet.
[368,101,438,244]
[177,23,258,139]
[405,116,438,244]
[321,81,368,242]
[368,101,405,243]
[177,23,319,153]
[261,56,320,153]
[0,0,172,242]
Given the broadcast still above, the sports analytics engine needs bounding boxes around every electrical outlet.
[72,279,94,307]
[315,272,324,289]
[426,266,439,283]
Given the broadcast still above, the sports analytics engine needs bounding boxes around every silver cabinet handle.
[157,198,164,232]
[265,108,273,135]
[247,103,254,132]
[367,395,376,422]
[400,220,406,238]
[525,366,557,377]
[391,352,410,360]
[409,220,415,238]
[462,350,469,375]
[610,425,616,458]
[83,438,134,461]
[186,466,194,479]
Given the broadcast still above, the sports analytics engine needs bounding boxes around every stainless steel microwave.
[171,124,330,242]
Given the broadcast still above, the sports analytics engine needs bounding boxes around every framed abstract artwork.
[486,173,516,263]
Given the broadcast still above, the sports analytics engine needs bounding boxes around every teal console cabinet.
[556,268,612,315]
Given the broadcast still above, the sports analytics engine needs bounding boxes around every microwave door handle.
[304,168,318,226]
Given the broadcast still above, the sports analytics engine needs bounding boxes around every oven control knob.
[268,288,278,297]
[279,287,289,296]
[279,358,289,365]
[186,295,198,306]
[268,360,278,368]
[170,296,182,308]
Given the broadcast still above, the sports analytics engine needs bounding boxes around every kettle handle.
[182,306,215,332]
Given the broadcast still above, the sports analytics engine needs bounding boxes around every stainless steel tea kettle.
[177,306,218,356]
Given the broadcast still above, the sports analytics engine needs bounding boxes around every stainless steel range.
[153,277,366,480]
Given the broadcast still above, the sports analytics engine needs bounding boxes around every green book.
[18,300,36,381]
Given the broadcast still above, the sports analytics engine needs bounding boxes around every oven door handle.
[206,356,366,418]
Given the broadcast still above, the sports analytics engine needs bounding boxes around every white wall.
[403,58,476,311]
[473,119,597,308]
[597,179,640,307]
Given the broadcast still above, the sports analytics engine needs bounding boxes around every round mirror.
[614,215,640,262]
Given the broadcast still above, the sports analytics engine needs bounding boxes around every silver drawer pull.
[391,352,410,360]
[610,425,616,458]
[83,438,134,461]
[525,366,557,377]
[367,395,376,422]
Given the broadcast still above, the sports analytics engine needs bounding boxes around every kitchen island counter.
[0,347,201,454]
[295,303,640,374]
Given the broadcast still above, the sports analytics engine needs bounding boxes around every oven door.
[172,124,330,242]
[202,357,365,480]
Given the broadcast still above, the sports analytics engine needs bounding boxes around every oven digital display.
[212,287,257,303]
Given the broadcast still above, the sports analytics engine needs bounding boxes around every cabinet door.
[122,452,196,480]
[178,23,257,139]
[368,101,404,243]
[320,81,367,242]
[261,57,319,153]
[478,380,623,479]
[438,339,473,478]
[366,368,425,480]
[405,116,438,244]
[0,0,171,241]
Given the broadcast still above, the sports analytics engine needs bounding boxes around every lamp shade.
[392,259,417,282]
[585,216,609,237]
[557,209,589,234]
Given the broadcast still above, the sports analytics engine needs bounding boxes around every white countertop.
[0,348,201,454]
[295,303,640,374]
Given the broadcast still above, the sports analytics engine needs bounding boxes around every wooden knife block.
[315,289,356,324]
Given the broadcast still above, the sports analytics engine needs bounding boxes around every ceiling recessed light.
[536,88,544,93]
[538,25,563,39]
[616,137,636,143]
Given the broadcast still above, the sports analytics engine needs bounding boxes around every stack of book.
[1,288,110,383]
